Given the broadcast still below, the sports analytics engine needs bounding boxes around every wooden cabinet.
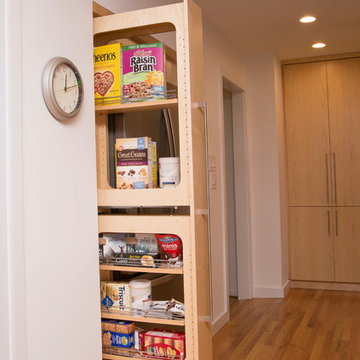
[93,2,213,359]
[284,55,360,284]
[289,207,334,281]
[284,62,331,206]
[334,207,360,283]
[327,58,360,206]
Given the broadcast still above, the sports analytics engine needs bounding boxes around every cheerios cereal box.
[122,42,165,102]
[115,137,157,190]
[94,43,121,105]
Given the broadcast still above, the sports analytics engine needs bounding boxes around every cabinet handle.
[325,153,330,204]
[327,210,331,236]
[335,210,339,236]
[333,153,337,204]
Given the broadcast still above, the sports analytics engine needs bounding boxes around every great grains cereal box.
[122,42,165,102]
[94,43,121,105]
[115,137,157,190]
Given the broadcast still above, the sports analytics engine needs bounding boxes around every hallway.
[213,289,360,359]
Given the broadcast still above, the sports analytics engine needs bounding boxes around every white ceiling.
[194,0,360,60]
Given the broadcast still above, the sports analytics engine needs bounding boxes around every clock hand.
[64,73,68,92]
[65,84,78,91]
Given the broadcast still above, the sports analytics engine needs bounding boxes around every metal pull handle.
[325,153,330,204]
[327,210,331,236]
[335,210,339,236]
[333,153,337,204]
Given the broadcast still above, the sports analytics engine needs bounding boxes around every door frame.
[222,76,253,301]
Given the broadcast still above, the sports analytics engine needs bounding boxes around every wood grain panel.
[284,62,331,206]
[334,207,360,283]
[327,58,360,205]
[289,207,335,281]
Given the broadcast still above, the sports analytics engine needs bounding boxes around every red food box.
[139,330,185,359]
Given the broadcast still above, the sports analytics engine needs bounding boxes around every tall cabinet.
[93,2,212,360]
[284,55,360,284]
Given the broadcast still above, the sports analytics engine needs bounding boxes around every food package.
[122,42,166,102]
[99,233,160,266]
[102,320,135,355]
[149,299,185,318]
[102,320,135,334]
[94,43,121,105]
[115,137,157,190]
[100,281,131,311]
[139,329,185,359]
[155,234,183,264]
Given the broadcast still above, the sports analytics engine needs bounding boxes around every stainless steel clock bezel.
[42,57,83,122]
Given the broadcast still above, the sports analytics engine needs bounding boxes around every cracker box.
[115,137,157,190]
[94,43,121,105]
[102,320,135,356]
[100,281,131,311]
[139,330,185,359]
[122,42,165,102]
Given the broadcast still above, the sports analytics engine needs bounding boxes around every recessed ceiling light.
[312,42,326,49]
[300,16,316,23]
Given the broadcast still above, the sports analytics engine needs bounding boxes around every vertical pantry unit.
[284,55,360,285]
[93,2,213,360]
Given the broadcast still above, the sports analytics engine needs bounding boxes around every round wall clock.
[42,57,83,121]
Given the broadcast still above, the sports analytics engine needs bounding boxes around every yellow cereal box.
[94,43,121,105]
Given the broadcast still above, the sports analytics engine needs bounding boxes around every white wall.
[3,0,102,359]
[245,53,286,298]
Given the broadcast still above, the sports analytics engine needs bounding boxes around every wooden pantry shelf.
[99,264,183,275]
[95,98,178,114]
[101,310,185,326]
[102,354,144,360]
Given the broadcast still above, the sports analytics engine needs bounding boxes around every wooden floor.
[213,288,360,359]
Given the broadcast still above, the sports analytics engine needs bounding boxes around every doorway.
[222,78,252,303]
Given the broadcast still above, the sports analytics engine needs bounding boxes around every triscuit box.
[100,281,131,311]
[115,137,157,190]
[122,42,165,102]
[94,43,121,105]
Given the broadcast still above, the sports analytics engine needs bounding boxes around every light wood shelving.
[101,310,185,326]
[99,264,183,275]
[95,98,178,114]
[94,1,212,359]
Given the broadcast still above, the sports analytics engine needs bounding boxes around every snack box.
[102,321,135,355]
[102,320,135,334]
[99,233,160,266]
[100,281,131,311]
[94,43,121,105]
[115,137,157,190]
[122,42,166,102]
[139,330,185,359]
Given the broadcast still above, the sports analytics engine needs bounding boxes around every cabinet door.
[334,207,360,283]
[327,58,360,205]
[289,207,335,281]
[284,62,331,206]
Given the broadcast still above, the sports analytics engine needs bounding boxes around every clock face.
[53,63,81,114]
[43,57,83,121]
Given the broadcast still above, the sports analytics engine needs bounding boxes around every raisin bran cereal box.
[139,330,185,359]
[94,43,121,105]
[115,137,157,190]
[122,42,165,102]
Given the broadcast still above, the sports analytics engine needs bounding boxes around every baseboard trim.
[253,285,285,298]
[211,311,230,336]
[283,279,291,297]
[291,280,360,292]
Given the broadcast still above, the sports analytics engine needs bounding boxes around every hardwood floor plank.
[213,289,360,359]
